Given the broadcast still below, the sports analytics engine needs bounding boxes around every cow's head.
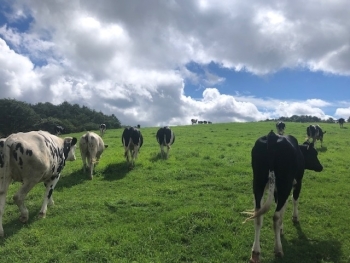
[300,142,323,172]
[63,137,78,161]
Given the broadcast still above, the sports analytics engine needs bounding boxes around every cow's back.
[5,131,65,182]
[252,134,304,183]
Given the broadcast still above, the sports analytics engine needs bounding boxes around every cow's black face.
[301,143,323,172]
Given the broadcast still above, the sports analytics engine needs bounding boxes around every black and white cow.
[243,131,323,262]
[0,131,77,237]
[275,121,286,135]
[156,126,175,159]
[122,127,143,167]
[198,121,204,124]
[99,124,106,137]
[191,119,197,125]
[79,131,108,180]
[306,124,326,147]
[54,125,64,135]
[337,118,345,128]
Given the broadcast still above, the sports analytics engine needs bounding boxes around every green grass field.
[0,122,349,263]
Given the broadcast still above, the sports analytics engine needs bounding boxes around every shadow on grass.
[317,146,327,153]
[55,169,87,191]
[275,222,342,263]
[149,152,165,162]
[0,209,41,241]
[102,162,130,181]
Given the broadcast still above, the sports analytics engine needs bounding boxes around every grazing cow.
[54,125,64,135]
[208,121,212,124]
[191,119,197,125]
[99,124,106,137]
[203,121,208,124]
[0,131,77,237]
[156,126,175,159]
[79,132,108,180]
[275,121,286,135]
[198,121,204,124]
[306,124,326,147]
[243,131,323,262]
[122,127,143,167]
[337,118,345,128]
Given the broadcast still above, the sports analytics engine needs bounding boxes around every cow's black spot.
[19,157,23,167]
[13,151,18,161]
[48,189,53,199]
[15,143,24,154]
[0,141,4,147]
[26,149,33,156]
[51,165,56,173]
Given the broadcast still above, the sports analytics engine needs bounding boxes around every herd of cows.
[0,119,341,262]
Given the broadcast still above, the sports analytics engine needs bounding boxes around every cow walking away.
[276,121,286,135]
[0,131,77,237]
[337,118,345,128]
[191,119,197,125]
[156,126,175,159]
[54,125,64,135]
[122,127,143,167]
[243,131,323,262]
[99,124,106,137]
[79,132,108,180]
[306,124,326,147]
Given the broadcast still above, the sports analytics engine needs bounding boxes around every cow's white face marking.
[66,145,77,161]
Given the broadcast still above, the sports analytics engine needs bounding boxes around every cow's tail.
[0,140,11,193]
[243,171,276,223]
[164,134,171,150]
[86,133,98,164]
[242,130,277,223]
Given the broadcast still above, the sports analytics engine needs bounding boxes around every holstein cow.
[0,131,77,237]
[99,123,106,137]
[191,119,197,125]
[306,124,326,147]
[275,121,286,135]
[243,131,323,262]
[156,126,175,159]
[79,131,108,180]
[337,118,345,128]
[54,125,64,135]
[122,127,143,167]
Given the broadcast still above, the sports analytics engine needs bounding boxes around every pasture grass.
[0,122,349,263]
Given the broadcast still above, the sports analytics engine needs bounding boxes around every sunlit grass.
[0,122,349,262]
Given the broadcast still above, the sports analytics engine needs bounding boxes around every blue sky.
[1,0,350,126]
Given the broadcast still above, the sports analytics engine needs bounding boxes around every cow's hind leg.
[13,180,38,223]
[0,174,12,237]
[250,187,265,263]
[39,174,61,218]
[292,179,302,222]
[273,193,289,258]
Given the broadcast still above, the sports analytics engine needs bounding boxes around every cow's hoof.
[38,212,46,219]
[249,251,261,263]
[19,216,29,223]
[292,216,299,223]
[274,251,284,258]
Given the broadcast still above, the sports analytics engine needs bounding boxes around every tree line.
[0,99,121,137]
[265,114,349,123]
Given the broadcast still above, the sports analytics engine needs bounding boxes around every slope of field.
[0,122,349,263]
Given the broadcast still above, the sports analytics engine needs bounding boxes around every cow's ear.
[71,137,77,146]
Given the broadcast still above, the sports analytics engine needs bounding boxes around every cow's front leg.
[39,174,60,218]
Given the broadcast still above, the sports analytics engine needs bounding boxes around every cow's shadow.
[55,169,87,191]
[317,146,327,152]
[274,222,342,263]
[102,162,130,181]
[0,209,40,241]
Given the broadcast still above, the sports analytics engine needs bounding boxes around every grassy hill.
[0,122,349,262]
